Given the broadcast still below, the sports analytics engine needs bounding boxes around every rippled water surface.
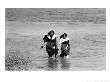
[5,22,106,71]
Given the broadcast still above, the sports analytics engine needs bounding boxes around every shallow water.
[5,22,106,71]
[32,55,70,71]
[31,52,105,71]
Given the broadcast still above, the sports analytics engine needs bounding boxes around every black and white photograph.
[5,8,106,71]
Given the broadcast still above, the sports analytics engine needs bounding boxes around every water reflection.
[45,57,70,71]
[47,57,58,71]
[60,58,70,70]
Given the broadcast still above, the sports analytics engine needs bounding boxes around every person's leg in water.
[48,51,53,57]
[60,47,70,58]
[65,53,69,59]
[66,44,70,59]
[54,48,58,58]
[64,49,70,59]
[60,50,65,58]
[46,47,53,57]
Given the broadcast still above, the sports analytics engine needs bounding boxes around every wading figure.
[60,33,70,58]
[41,30,58,57]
